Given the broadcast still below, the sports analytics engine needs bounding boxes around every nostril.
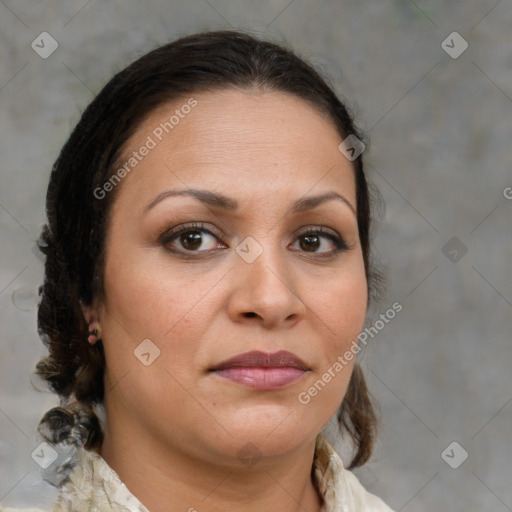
[244,312,257,318]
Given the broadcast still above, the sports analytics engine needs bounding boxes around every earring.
[87,323,100,344]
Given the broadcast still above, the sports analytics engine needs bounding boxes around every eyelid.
[159,222,226,246]
[160,224,342,242]
[294,225,338,238]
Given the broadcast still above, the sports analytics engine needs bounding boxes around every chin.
[210,407,320,453]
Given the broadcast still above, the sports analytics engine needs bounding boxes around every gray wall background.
[1,1,511,510]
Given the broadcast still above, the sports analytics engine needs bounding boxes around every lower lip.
[213,367,306,390]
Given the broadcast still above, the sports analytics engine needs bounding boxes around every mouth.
[208,350,310,390]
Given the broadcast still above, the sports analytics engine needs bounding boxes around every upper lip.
[210,350,309,371]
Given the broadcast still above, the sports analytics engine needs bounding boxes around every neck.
[100,419,324,512]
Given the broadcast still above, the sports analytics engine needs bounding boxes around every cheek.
[302,265,366,411]
[99,256,213,420]
[299,277,366,427]
[100,252,222,371]
[102,242,167,323]
[102,260,173,339]
[319,263,368,352]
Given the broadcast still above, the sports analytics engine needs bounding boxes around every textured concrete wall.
[1,1,511,510]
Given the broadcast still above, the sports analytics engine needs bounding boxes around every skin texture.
[84,88,368,512]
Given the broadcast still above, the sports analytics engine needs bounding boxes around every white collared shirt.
[1,434,393,512]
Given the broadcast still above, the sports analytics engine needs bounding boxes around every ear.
[80,301,101,325]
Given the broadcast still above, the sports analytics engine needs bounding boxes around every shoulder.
[0,508,49,512]
[314,434,394,512]
[342,470,395,511]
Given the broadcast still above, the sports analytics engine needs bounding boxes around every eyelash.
[158,222,349,258]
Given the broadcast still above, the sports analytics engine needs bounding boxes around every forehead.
[112,88,356,209]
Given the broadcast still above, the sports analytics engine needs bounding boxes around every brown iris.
[300,234,320,252]
[181,231,203,250]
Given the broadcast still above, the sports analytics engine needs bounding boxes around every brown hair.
[36,29,383,469]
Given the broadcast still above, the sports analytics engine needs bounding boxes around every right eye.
[159,222,228,255]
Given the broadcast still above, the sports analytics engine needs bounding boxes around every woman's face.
[95,88,368,465]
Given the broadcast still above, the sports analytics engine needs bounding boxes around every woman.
[2,30,393,511]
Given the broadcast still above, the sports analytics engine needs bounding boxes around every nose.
[225,245,306,329]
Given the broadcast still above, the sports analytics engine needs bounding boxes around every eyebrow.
[143,188,356,216]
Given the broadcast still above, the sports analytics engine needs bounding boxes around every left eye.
[290,230,345,254]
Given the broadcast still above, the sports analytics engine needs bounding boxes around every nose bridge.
[230,236,305,325]
[244,242,286,291]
